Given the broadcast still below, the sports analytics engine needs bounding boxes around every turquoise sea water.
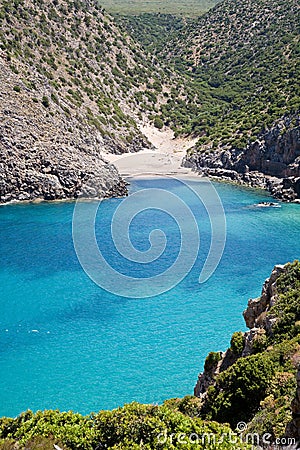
[0,178,299,418]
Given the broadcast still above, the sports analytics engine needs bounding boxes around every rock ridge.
[184,114,300,201]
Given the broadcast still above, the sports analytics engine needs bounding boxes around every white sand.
[103,124,199,179]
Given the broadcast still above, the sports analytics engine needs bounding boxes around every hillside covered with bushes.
[0,0,179,202]
[118,0,299,152]
[0,0,169,150]
[115,0,300,201]
[159,0,300,149]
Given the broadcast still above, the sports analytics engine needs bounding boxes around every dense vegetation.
[115,14,187,56]
[118,0,300,152]
[270,261,300,341]
[0,0,176,150]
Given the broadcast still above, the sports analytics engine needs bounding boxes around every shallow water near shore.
[0,178,299,418]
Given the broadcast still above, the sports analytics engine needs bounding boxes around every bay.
[0,178,299,417]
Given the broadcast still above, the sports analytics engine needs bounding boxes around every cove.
[0,177,299,418]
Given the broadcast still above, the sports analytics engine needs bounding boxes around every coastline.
[104,125,300,204]
[103,124,200,180]
[2,123,298,205]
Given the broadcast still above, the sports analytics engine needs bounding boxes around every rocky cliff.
[184,114,300,201]
[0,0,163,203]
[194,261,300,442]
[194,265,283,396]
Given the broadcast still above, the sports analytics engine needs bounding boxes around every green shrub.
[203,352,279,425]
[230,332,244,356]
[41,95,50,107]
[268,261,300,341]
[252,331,268,354]
[0,404,251,450]
[153,116,164,129]
[51,92,59,104]
[246,372,295,440]
[164,395,202,418]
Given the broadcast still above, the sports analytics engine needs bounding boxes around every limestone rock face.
[194,263,291,399]
[184,114,300,201]
[0,60,127,203]
[194,348,239,397]
[194,352,223,397]
[243,264,285,330]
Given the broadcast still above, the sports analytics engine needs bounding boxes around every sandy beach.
[104,124,199,179]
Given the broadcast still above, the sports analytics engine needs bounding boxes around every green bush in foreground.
[203,352,278,425]
[201,335,299,431]
[0,402,251,450]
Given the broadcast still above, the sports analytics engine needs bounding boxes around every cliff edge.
[194,261,300,443]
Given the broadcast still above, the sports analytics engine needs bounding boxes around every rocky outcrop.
[194,263,293,398]
[194,348,238,397]
[0,58,128,203]
[243,264,285,330]
[194,352,223,397]
[193,261,300,443]
[184,114,300,201]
